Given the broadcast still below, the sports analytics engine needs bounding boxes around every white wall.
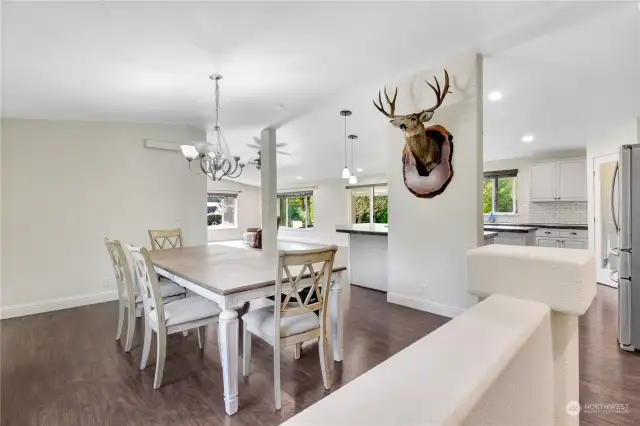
[386,55,483,318]
[206,179,261,242]
[1,119,207,317]
[586,118,640,250]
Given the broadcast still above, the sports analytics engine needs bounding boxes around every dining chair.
[148,228,183,250]
[126,244,222,389]
[105,238,186,352]
[242,245,338,410]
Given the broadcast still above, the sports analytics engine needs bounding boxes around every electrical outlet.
[103,277,116,288]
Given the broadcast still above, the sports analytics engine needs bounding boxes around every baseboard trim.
[1,291,119,319]
[387,293,465,318]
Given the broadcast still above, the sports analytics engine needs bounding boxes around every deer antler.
[373,86,402,119]
[421,70,452,113]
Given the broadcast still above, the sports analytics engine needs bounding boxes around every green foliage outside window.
[354,195,370,224]
[374,196,388,224]
[483,180,493,214]
[484,176,517,214]
[279,195,313,228]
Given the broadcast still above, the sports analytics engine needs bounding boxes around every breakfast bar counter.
[336,224,388,292]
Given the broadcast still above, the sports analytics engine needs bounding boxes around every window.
[278,191,314,229]
[483,170,518,214]
[350,184,388,225]
[207,193,237,228]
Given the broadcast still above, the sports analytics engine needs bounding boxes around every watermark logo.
[566,401,630,416]
[566,401,581,417]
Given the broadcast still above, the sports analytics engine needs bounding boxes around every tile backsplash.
[488,201,588,225]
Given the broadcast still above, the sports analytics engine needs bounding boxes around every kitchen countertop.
[516,223,588,230]
[484,231,498,240]
[483,224,539,233]
[335,223,388,236]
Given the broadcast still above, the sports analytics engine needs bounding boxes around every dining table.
[147,241,348,416]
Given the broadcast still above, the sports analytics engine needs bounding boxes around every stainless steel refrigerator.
[614,144,640,351]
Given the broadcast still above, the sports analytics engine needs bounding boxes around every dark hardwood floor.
[579,285,640,425]
[2,284,639,425]
[1,286,448,426]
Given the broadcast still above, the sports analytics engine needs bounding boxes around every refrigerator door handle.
[611,161,620,232]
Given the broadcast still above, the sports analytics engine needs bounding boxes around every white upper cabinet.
[530,158,586,202]
[530,162,558,201]
[558,159,587,201]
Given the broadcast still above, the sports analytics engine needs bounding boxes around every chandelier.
[180,74,244,181]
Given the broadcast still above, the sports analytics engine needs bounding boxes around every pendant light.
[348,134,358,184]
[340,110,352,179]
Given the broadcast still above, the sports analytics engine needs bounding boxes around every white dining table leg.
[218,307,239,415]
[330,271,345,362]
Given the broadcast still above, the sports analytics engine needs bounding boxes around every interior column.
[260,128,278,252]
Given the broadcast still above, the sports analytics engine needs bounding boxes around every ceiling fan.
[247,147,291,170]
[246,137,291,156]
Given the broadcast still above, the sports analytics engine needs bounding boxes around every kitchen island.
[335,224,388,292]
[336,225,497,292]
[483,224,538,246]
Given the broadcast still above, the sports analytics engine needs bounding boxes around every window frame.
[207,192,238,230]
[483,170,518,215]
[278,191,314,229]
[349,183,388,225]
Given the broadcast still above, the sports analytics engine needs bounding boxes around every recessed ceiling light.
[357,168,363,172]
[488,91,502,102]
[296,176,302,180]
[521,134,535,143]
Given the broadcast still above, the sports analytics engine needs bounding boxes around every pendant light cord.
[344,114,347,168]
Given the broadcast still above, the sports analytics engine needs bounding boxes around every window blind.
[277,190,313,199]
[207,192,238,202]
[483,169,518,179]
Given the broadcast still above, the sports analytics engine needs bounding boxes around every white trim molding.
[1,291,118,319]
[387,293,465,318]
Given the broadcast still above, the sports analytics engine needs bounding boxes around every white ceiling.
[483,3,640,162]
[3,2,638,186]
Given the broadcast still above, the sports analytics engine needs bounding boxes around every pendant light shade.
[340,110,352,179]
[348,174,358,184]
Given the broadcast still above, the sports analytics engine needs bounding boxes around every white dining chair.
[126,244,223,389]
[104,238,186,352]
[242,246,338,410]
[148,228,183,250]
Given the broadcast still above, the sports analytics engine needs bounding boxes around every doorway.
[593,154,619,288]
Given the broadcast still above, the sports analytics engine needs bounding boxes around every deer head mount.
[373,70,451,133]
[373,70,454,198]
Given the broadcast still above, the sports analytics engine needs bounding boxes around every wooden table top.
[148,242,347,296]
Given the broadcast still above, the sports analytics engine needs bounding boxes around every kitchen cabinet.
[558,159,587,201]
[562,239,588,250]
[530,162,558,201]
[536,227,588,249]
[530,159,586,202]
[537,238,560,248]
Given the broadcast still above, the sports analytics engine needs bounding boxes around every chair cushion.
[134,279,186,303]
[243,305,319,342]
[149,295,222,328]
